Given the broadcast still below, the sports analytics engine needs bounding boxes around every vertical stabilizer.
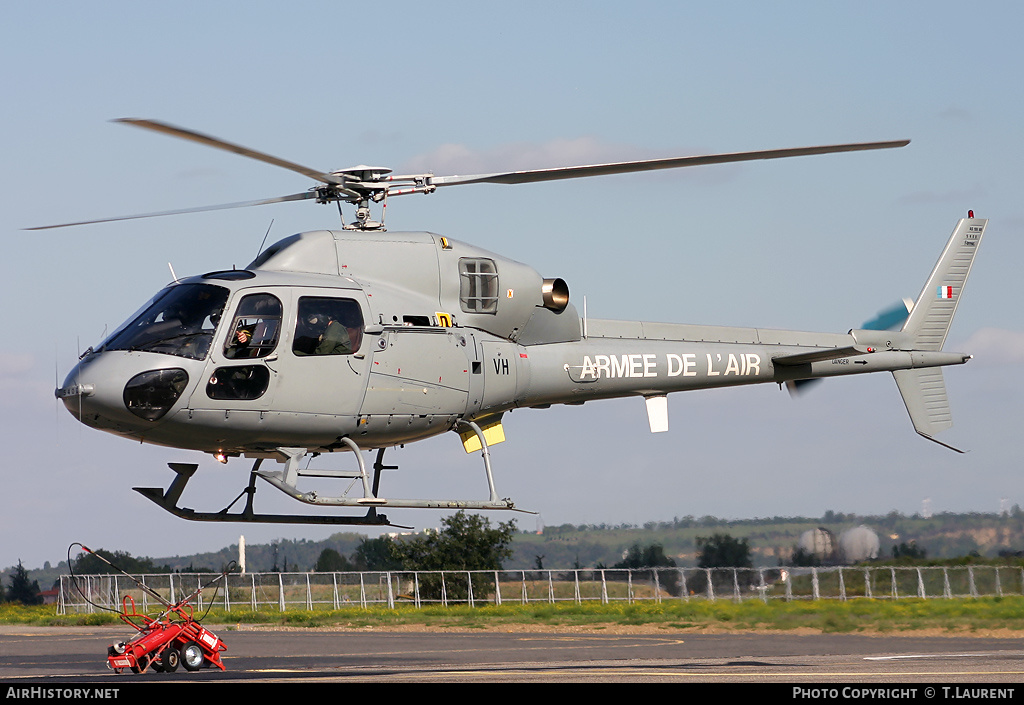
[901,216,987,350]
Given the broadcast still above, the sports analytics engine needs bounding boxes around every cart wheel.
[180,641,204,671]
[160,647,180,673]
[130,654,149,674]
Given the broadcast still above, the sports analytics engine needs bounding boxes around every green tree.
[394,511,516,600]
[691,533,753,597]
[892,541,927,561]
[613,543,680,596]
[789,546,821,567]
[7,561,41,605]
[314,548,354,572]
[353,536,404,571]
[73,549,169,575]
[696,533,752,568]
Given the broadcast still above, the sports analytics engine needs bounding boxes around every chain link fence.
[57,565,1024,614]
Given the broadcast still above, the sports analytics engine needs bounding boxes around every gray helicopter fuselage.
[61,230,571,455]
[59,226,973,458]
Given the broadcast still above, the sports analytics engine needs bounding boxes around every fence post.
[387,572,395,609]
[192,575,202,613]
[705,568,714,602]
[574,570,581,604]
[784,570,792,601]
[306,573,313,610]
[916,568,925,598]
[890,568,897,599]
[494,570,501,606]
[521,571,528,604]
[995,567,1002,597]
[864,567,872,599]
[627,570,634,604]
[547,570,554,604]
[654,569,662,603]
[811,568,820,601]
[968,566,977,598]
[414,572,421,608]
[758,569,767,603]
[441,572,448,607]
[732,568,741,603]
[332,573,339,609]
[943,567,951,598]
[600,569,608,604]
[359,573,366,609]
[251,573,256,610]
[278,573,285,611]
[680,569,689,602]
[838,569,846,602]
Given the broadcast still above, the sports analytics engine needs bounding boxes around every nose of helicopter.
[56,352,196,436]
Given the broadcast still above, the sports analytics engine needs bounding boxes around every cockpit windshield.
[102,283,229,360]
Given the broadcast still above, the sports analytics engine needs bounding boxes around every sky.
[2,2,1023,569]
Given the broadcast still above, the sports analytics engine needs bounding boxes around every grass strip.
[4,596,1024,634]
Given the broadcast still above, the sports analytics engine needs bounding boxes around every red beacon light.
[968,210,974,218]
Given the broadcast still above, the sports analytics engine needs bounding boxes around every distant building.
[838,525,880,562]
[799,528,835,561]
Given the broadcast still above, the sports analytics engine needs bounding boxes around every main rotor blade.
[115,118,355,190]
[429,140,910,187]
[26,191,316,230]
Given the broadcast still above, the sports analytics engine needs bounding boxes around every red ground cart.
[71,544,230,674]
[106,592,227,673]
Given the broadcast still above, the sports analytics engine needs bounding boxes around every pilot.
[226,323,255,358]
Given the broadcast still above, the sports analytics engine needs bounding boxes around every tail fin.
[901,214,987,350]
[892,213,987,451]
[892,367,962,452]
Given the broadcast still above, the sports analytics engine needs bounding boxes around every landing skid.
[134,424,531,525]
[134,460,402,526]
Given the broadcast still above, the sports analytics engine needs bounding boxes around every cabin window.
[459,258,498,314]
[293,297,364,356]
[223,293,283,359]
[206,365,271,400]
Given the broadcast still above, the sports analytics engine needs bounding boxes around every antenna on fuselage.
[255,219,274,261]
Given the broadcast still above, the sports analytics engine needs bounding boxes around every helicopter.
[42,120,986,527]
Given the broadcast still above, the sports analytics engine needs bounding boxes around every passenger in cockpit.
[315,312,352,355]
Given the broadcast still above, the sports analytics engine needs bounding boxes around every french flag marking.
[937,285,954,299]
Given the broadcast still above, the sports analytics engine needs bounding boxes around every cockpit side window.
[293,296,364,356]
[459,258,498,314]
[103,283,229,361]
[224,293,283,359]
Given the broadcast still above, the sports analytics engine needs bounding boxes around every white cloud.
[960,328,1024,365]
[0,353,34,375]
[400,136,643,175]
